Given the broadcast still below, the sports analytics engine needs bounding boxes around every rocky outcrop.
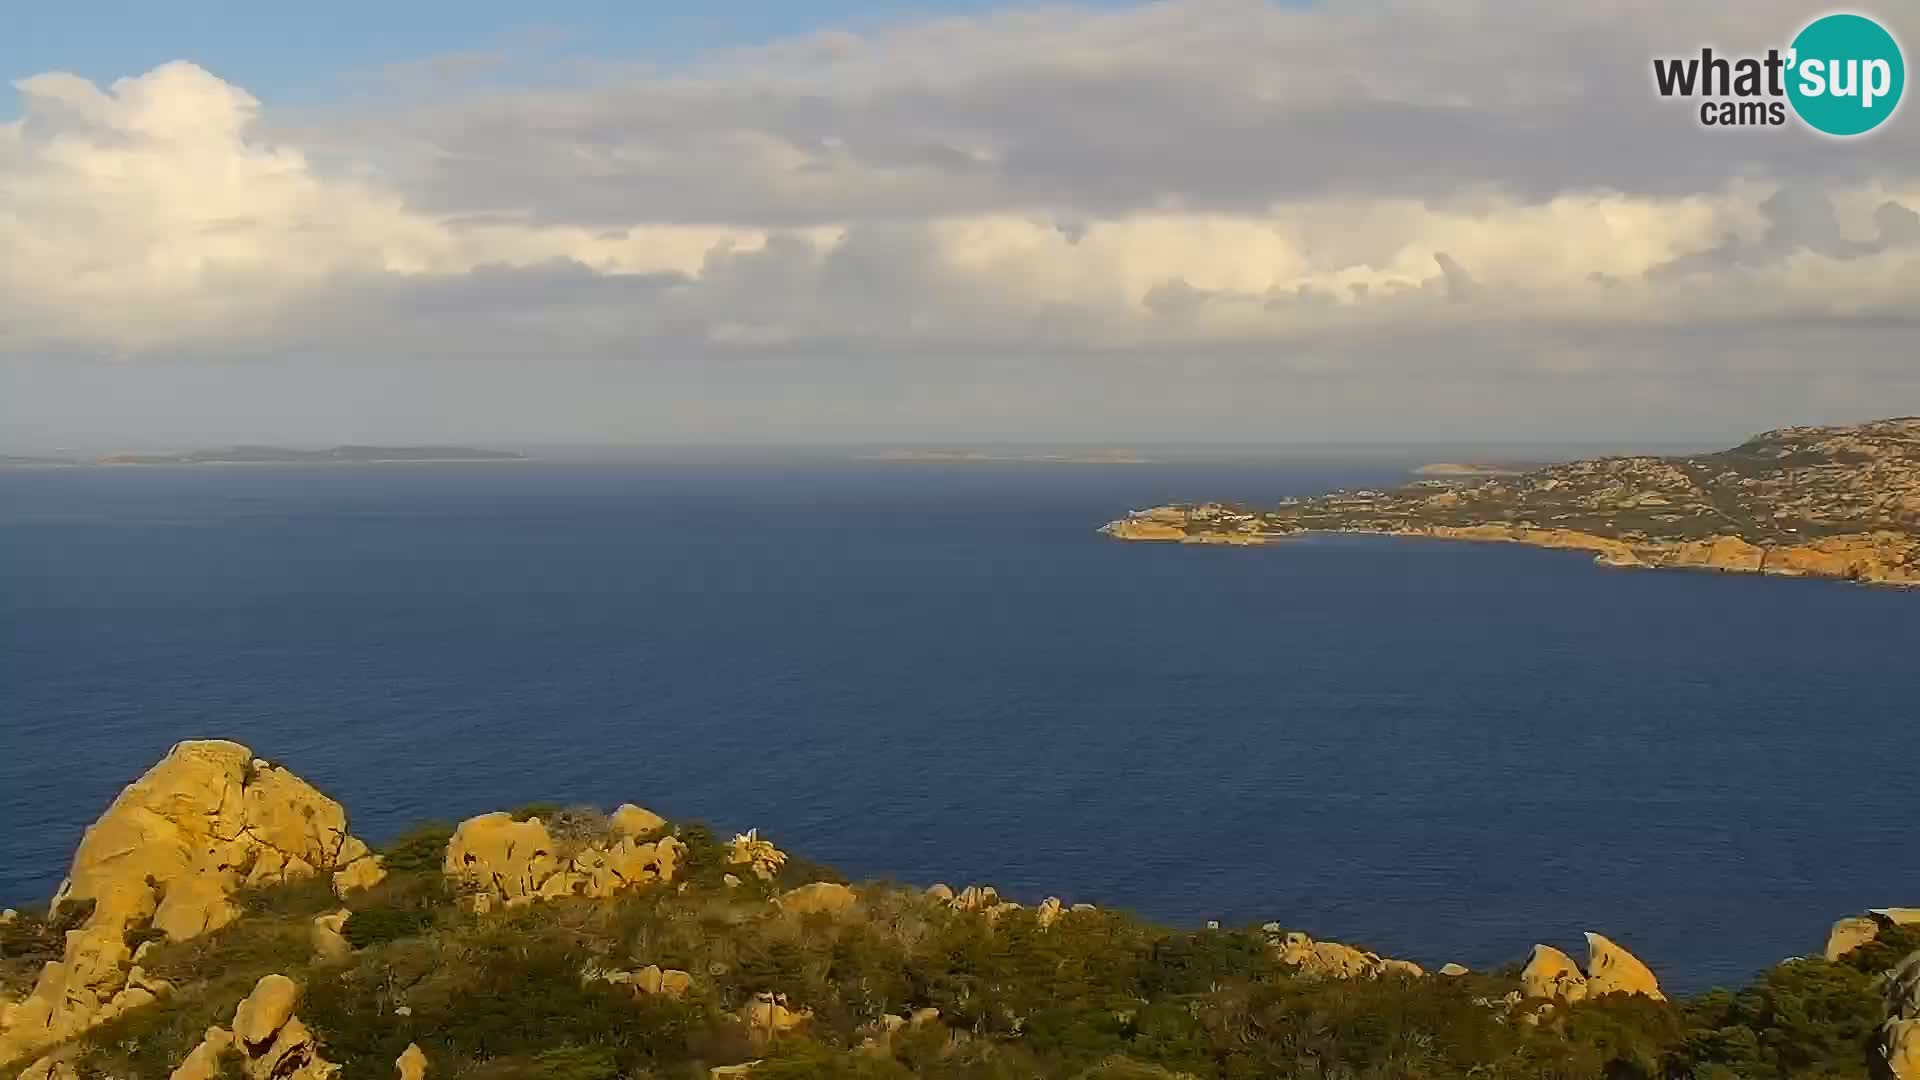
[443,810,685,912]
[0,741,379,1067]
[586,964,693,998]
[1100,418,1920,589]
[743,992,811,1047]
[609,804,667,839]
[1521,934,1662,1003]
[395,1043,427,1080]
[1584,932,1664,1000]
[948,885,1001,913]
[171,974,338,1080]
[729,830,787,881]
[310,911,352,965]
[1522,944,1588,1003]
[778,882,858,916]
[1882,949,1920,1079]
[1828,908,1920,961]
[1266,928,1424,980]
[857,1006,941,1054]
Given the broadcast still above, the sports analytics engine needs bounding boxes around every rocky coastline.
[1100,418,1920,589]
[3,742,1917,1079]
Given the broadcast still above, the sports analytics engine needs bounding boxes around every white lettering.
[1863,58,1892,108]
[1800,57,1828,96]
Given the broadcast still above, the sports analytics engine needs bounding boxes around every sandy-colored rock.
[710,1065,758,1078]
[252,1015,336,1080]
[779,882,858,916]
[396,1043,428,1080]
[729,830,787,880]
[1438,963,1470,976]
[168,1027,234,1080]
[1831,908,1920,961]
[743,992,811,1046]
[1584,932,1664,1001]
[0,742,374,1066]
[609,804,667,838]
[1829,915,1885,962]
[723,873,743,888]
[445,812,683,910]
[312,911,352,964]
[1522,944,1588,1003]
[153,876,240,941]
[660,969,693,997]
[233,974,300,1047]
[445,813,560,905]
[925,883,955,903]
[950,885,1000,913]
[1036,897,1064,929]
[1884,950,1920,1080]
[332,856,387,897]
[1270,929,1422,981]
[167,975,337,1080]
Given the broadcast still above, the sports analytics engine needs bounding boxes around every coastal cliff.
[1101,417,1920,588]
[4,743,1917,1079]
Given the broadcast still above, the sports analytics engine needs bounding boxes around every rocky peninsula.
[1102,417,1920,587]
[3,742,1917,1079]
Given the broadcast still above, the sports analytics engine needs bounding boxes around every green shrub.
[380,822,456,874]
[342,906,437,950]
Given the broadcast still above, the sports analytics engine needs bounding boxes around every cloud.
[2,1,1919,443]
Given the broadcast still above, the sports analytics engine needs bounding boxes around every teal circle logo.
[1787,13,1905,136]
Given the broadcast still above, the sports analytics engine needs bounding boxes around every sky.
[3,0,1919,450]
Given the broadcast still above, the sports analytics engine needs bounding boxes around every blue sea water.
[2,458,1916,994]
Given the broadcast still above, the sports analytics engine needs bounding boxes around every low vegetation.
[6,825,1913,1080]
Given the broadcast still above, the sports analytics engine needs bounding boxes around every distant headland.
[1102,417,1920,588]
[1,445,529,468]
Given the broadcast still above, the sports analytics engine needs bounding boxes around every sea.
[2,455,1916,994]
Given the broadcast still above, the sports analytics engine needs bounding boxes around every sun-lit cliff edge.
[1101,418,1920,588]
[4,742,1918,1080]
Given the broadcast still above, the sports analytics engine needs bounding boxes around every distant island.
[1102,417,1920,587]
[1411,461,1535,478]
[1,445,528,468]
[864,448,1152,465]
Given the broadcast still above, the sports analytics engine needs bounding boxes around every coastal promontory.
[1102,417,1920,587]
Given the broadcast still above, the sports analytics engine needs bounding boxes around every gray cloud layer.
[3,0,1918,446]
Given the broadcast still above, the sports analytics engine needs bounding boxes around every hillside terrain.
[1102,418,1920,586]
[3,742,1919,1079]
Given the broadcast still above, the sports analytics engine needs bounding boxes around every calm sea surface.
[2,459,1915,992]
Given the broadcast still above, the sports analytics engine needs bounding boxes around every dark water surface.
[2,460,1915,992]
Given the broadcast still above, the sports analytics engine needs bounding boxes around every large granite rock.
[444,810,685,911]
[171,974,338,1080]
[1522,944,1588,1003]
[1268,928,1424,980]
[729,830,787,881]
[1584,932,1664,1000]
[395,1043,428,1080]
[1883,949,1920,1080]
[1828,908,1920,961]
[0,741,379,1067]
[777,882,858,916]
[1521,934,1663,1003]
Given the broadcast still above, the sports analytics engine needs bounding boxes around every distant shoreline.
[0,446,531,469]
